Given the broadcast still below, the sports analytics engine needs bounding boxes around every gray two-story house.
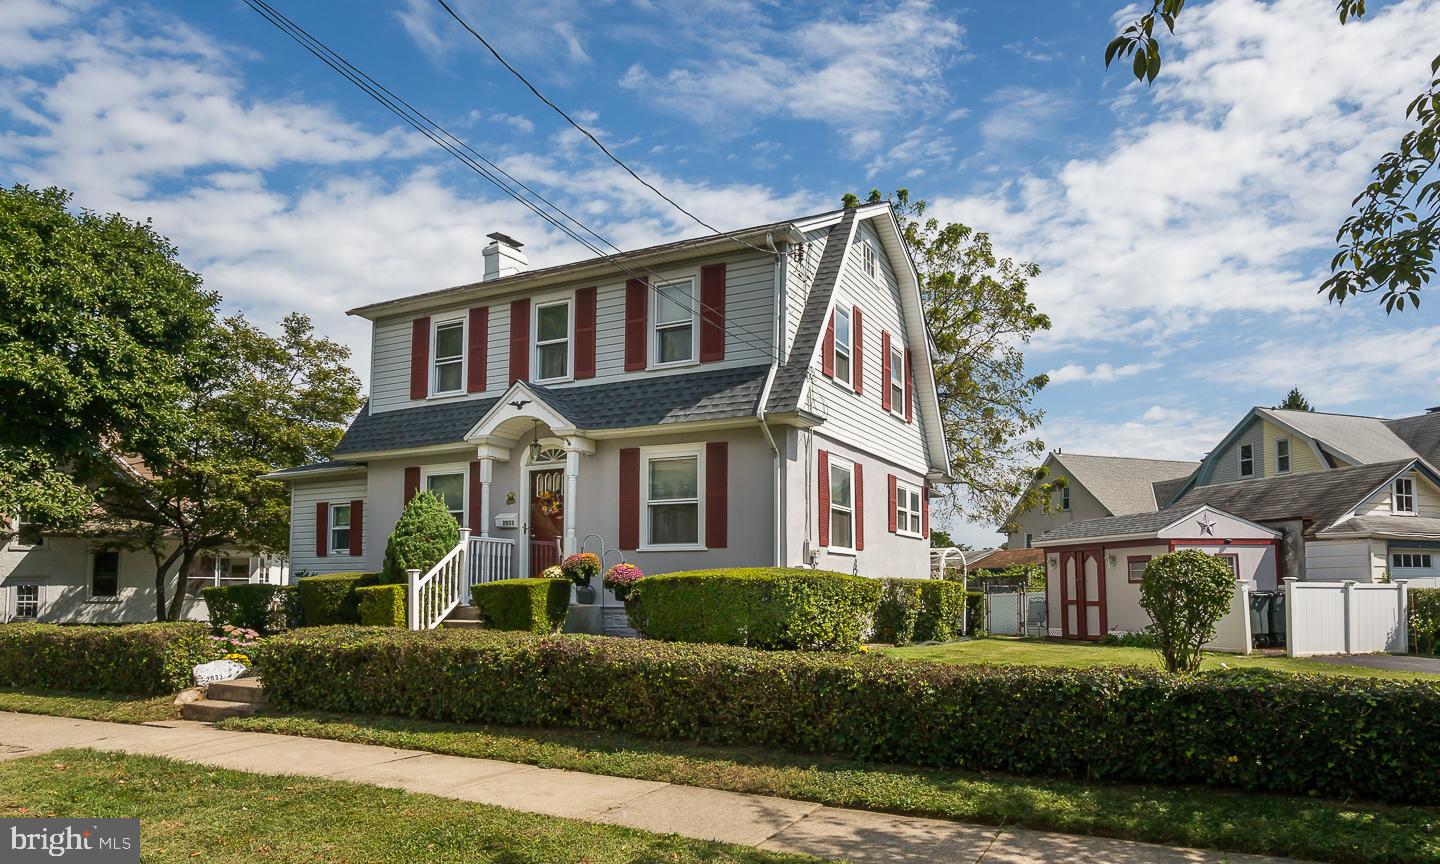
[267,202,950,626]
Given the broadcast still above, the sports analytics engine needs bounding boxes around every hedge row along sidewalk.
[257,627,1440,804]
[0,623,216,695]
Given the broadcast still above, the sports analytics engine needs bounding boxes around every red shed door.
[1061,548,1105,640]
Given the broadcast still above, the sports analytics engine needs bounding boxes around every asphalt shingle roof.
[1263,408,1418,464]
[1385,411,1440,467]
[265,460,361,477]
[1037,509,1193,543]
[767,209,856,414]
[1052,453,1199,515]
[333,364,771,455]
[1324,514,1440,539]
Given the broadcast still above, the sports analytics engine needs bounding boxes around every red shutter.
[921,484,930,537]
[706,441,728,548]
[404,466,421,504]
[821,312,835,378]
[508,299,529,384]
[904,348,913,423]
[887,474,897,533]
[619,448,640,550]
[699,263,726,362]
[818,449,830,547]
[409,317,430,401]
[466,307,488,393]
[881,330,892,411]
[575,286,597,379]
[852,306,864,395]
[349,500,364,557]
[315,502,328,558]
[624,279,648,371]
[468,461,482,531]
[854,462,864,551]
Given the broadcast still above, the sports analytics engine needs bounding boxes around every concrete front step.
[207,678,266,705]
[440,619,483,629]
[447,605,481,621]
[179,699,259,722]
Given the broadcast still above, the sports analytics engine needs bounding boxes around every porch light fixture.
[527,419,543,462]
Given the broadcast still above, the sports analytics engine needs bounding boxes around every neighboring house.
[1,457,287,623]
[1005,452,1200,550]
[266,203,950,626]
[965,547,1043,574]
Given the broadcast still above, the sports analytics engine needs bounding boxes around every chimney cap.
[486,231,524,249]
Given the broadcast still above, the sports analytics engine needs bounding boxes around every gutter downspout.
[756,230,785,568]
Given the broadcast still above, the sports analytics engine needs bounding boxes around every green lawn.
[224,711,1440,864]
[0,749,824,864]
[882,637,1440,680]
[0,687,177,723]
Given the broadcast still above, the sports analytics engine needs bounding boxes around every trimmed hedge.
[296,572,378,625]
[1412,587,1440,656]
[258,627,1440,804]
[471,578,570,633]
[874,578,966,645]
[0,623,216,695]
[201,583,296,633]
[356,585,407,628]
[627,567,881,651]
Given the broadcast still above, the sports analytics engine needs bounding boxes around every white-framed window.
[431,318,465,396]
[8,514,45,551]
[330,503,353,554]
[652,278,697,367]
[833,306,852,387]
[1059,483,1071,512]
[14,584,39,620]
[888,345,905,417]
[90,550,120,599]
[1127,555,1152,584]
[1393,477,1417,515]
[187,555,254,597]
[1392,552,1433,569]
[861,240,877,279]
[424,469,467,524]
[828,457,855,551]
[533,297,572,382]
[1238,443,1255,478]
[1276,438,1291,474]
[895,479,923,537]
[643,445,704,550]
[1024,533,1034,549]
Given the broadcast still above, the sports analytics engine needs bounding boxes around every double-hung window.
[645,449,701,548]
[1275,438,1291,473]
[432,320,465,395]
[425,471,466,524]
[9,514,44,550]
[91,550,120,599]
[534,299,571,381]
[888,346,904,416]
[895,479,923,537]
[1394,477,1417,514]
[1059,483,1071,512]
[861,241,877,279]
[14,585,39,620]
[330,503,352,553]
[653,279,696,366]
[829,459,855,550]
[1238,443,1255,478]
[833,306,852,386]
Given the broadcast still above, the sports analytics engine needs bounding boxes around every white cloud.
[979,86,1069,148]
[493,112,535,134]
[395,0,596,69]
[1042,407,1229,463]
[1046,361,1156,385]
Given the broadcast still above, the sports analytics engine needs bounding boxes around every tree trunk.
[166,548,200,621]
[151,546,183,623]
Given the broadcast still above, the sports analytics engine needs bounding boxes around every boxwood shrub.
[471,578,570,633]
[1411,587,1440,656]
[258,627,1440,804]
[201,583,295,633]
[296,572,378,625]
[627,567,881,651]
[0,622,217,694]
[874,578,966,645]
[356,584,407,628]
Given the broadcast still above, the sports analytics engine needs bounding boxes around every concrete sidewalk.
[0,712,1305,864]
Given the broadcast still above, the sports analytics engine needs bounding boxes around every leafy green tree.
[844,189,1051,530]
[1138,549,1237,673]
[382,490,461,583]
[106,313,363,620]
[1277,388,1314,411]
[0,185,215,539]
[1107,2,1439,312]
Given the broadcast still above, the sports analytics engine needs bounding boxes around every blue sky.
[3,0,1439,546]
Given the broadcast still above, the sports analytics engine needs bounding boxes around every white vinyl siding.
[289,476,368,574]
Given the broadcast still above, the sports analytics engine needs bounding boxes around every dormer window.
[534,298,572,382]
[653,278,697,366]
[833,306,852,386]
[1239,443,1255,478]
[1275,438,1291,474]
[432,319,465,395]
[862,241,878,279]
[1394,477,1417,515]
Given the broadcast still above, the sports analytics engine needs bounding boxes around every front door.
[1060,549,1106,640]
[529,468,564,576]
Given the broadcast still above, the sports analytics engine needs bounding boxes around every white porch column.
[477,457,494,537]
[561,436,596,558]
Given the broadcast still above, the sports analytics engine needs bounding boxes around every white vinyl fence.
[1285,577,1410,657]
[1203,579,1255,654]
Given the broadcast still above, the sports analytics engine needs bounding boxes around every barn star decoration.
[1196,514,1217,536]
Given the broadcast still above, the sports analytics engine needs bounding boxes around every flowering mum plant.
[210,624,262,666]
[603,563,644,601]
[560,553,601,586]
[539,565,564,581]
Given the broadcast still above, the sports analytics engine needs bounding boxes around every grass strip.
[0,748,825,864]
[0,687,177,723]
[224,711,1440,864]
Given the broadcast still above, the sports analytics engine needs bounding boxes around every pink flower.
[603,563,644,590]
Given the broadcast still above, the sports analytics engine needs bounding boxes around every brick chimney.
[482,232,527,281]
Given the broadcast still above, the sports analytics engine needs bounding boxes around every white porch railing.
[469,535,516,585]
[407,529,470,630]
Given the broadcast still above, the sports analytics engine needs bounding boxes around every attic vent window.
[862,241,878,279]
[1394,477,1417,515]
